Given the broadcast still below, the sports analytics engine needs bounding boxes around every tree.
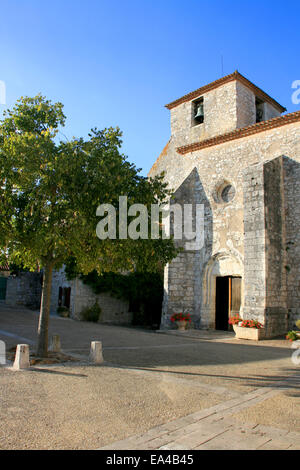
[0,95,177,356]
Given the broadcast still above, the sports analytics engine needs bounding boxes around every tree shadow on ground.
[110,364,300,397]
[102,339,295,366]
[27,367,88,378]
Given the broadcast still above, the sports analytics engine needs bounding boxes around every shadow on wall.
[162,167,213,329]
[5,272,42,310]
[283,157,300,330]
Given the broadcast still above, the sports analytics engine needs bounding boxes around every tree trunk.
[36,263,54,357]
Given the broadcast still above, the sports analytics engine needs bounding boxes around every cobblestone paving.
[100,386,300,450]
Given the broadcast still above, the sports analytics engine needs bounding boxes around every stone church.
[149,71,300,337]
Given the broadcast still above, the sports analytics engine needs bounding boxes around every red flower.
[229,315,241,325]
[240,319,263,329]
[170,312,191,323]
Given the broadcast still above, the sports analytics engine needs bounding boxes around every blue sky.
[0,0,299,175]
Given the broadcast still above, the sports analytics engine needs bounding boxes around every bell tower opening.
[192,97,204,126]
[215,276,241,330]
[255,97,265,123]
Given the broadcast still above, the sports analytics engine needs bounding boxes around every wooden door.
[230,277,242,316]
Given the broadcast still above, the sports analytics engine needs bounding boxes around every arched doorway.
[201,251,244,330]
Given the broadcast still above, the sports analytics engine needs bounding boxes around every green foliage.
[0,94,178,354]
[296,320,300,330]
[0,94,178,274]
[8,261,31,275]
[80,302,102,323]
[126,272,164,327]
[65,261,164,327]
[286,330,299,341]
[57,306,70,317]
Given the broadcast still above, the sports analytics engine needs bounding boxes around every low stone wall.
[71,280,131,325]
[6,272,42,309]
[51,268,131,325]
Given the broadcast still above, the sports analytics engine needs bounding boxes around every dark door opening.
[58,286,71,308]
[0,277,7,300]
[215,277,229,330]
[215,276,241,331]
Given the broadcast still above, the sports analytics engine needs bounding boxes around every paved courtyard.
[0,304,299,450]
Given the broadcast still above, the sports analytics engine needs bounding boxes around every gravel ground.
[0,305,299,449]
[231,393,300,433]
[0,364,224,450]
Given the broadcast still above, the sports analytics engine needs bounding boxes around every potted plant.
[170,312,191,331]
[57,306,70,318]
[296,320,300,338]
[286,330,299,342]
[229,315,242,326]
[231,318,265,340]
[228,314,242,333]
[286,320,300,342]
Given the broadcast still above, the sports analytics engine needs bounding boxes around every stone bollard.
[49,335,61,353]
[89,341,104,364]
[13,344,30,370]
[0,340,6,365]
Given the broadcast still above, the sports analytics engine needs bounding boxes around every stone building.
[149,71,300,337]
[0,262,10,301]
[50,269,131,324]
[3,265,131,324]
[6,272,42,309]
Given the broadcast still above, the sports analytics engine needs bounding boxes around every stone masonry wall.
[283,157,300,328]
[51,268,131,325]
[169,80,281,149]
[236,81,256,129]
[50,268,74,314]
[6,272,42,309]
[243,162,266,325]
[149,125,300,263]
[264,102,281,121]
[150,123,300,216]
[160,168,213,329]
[263,157,288,336]
[170,81,238,146]
[150,114,299,331]
[150,78,299,332]
[71,280,131,325]
[243,156,299,337]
